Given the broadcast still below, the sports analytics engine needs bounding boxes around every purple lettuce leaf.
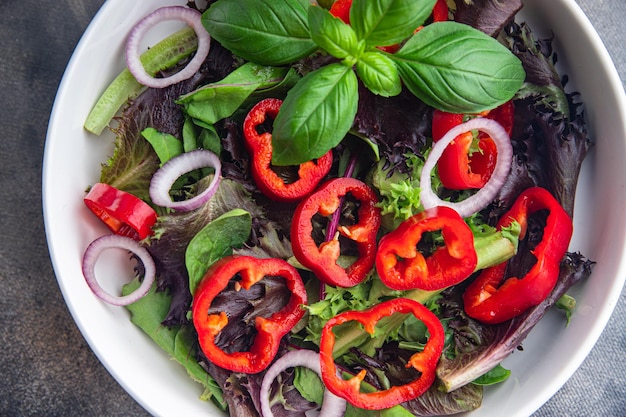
[353,85,432,176]
[437,252,594,392]
[496,22,592,218]
[100,42,235,204]
[452,0,523,37]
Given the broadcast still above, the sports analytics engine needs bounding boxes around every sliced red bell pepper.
[291,177,381,288]
[192,255,307,374]
[432,100,514,190]
[463,187,573,324]
[329,0,352,24]
[330,0,448,24]
[432,0,449,22]
[84,182,157,240]
[243,98,333,202]
[319,298,445,410]
[376,206,478,291]
[329,0,448,53]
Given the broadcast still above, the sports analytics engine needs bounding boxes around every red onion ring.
[149,149,222,211]
[260,350,346,417]
[82,234,156,306]
[420,117,513,218]
[125,6,210,88]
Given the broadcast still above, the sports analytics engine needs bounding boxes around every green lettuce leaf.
[123,279,227,410]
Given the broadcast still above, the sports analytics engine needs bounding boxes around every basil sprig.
[203,0,525,166]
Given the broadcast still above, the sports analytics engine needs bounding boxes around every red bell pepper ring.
[329,0,352,24]
[330,0,448,53]
[432,100,514,190]
[330,0,448,24]
[463,187,573,324]
[243,98,333,202]
[192,255,307,374]
[376,206,478,291]
[432,0,449,22]
[319,298,445,410]
[291,177,382,288]
[84,182,157,240]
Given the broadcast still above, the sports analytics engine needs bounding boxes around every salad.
[79,0,594,416]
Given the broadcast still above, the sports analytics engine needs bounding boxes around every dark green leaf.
[272,63,358,165]
[141,127,184,165]
[356,51,401,97]
[350,0,436,47]
[308,5,360,60]
[198,125,221,154]
[183,117,223,155]
[177,63,294,125]
[185,208,252,294]
[391,21,525,113]
[472,364,511,386]
[202,0,317,65]
[182,117,199,152]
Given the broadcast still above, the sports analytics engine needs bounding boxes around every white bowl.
[43,0,626,416]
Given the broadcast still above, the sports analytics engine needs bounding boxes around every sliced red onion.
[126,6,210,88]
[149,149,222,211]
[260,350,346,417]
[82,234,155,306]
[420,117,513,218]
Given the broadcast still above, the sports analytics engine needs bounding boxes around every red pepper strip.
[84,182,157,240]
[432,0,449,22]
[330,0,448,53]
[319,298,445,410]
[192,255,307,374]
[463,187,573,324]
[243,98,332,202]
[376,206,478,291]
[432,100,514,190]
[331,0,448,24]
[329,0,352,24]
[291,177,381,288]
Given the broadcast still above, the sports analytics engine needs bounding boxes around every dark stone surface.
[0,1,623,416]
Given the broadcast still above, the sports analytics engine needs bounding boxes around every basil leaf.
[391,21,525,113]
[141,127,183,165]
[185,208,252,294]
[272,63,358,166]
[177,63,294,125]
[308,5,360,60]
[356,51,401,97]
[350,0,436,47]
[202,0,317,65]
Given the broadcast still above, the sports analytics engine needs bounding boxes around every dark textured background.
[1,1,624,416]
